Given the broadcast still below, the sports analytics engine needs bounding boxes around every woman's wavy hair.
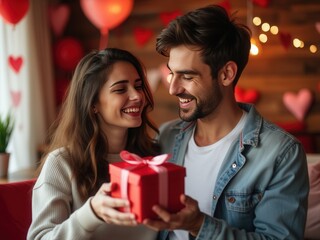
[41,48,160,200]
[156,4,251,86]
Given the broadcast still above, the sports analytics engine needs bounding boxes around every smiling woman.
[27,48,160,240]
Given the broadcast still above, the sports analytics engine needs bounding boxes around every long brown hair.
[41,48,160,200]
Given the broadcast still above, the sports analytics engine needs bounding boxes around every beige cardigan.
[27,148,157,240]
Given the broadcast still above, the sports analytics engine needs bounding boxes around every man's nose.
[168,76,182,96]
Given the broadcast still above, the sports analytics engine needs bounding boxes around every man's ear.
[220,61,237,87]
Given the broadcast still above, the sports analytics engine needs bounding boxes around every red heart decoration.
[252,0,271,8]
[275,121,306,133]
[133,27,153,47]
[8,55,23,73]
[283,88,313,121]
[317,82,320,92]
[279,32,292,50]
[10,90,22,107]
[0,0,29,25]
[218,0,231,15]
[160,10,182,26]
[235,86,260,103]
[48,4,70,37]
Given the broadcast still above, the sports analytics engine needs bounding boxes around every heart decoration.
[159,10,182,26]
[315,22,320,34]
[8,55,23,73]
[275,121,306,132]
[317,82,320,92]
[10,90,22,108]
[133,27,153,47]
[283,88,313,121]
[235,86,260,104]
[48,4,70,37]
[252,0,271,8]
[279,32,292,50]
[218,0,231,15]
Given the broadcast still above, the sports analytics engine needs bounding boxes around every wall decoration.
[53,37,84,72]
[0,0,29,25]
[218,0,231,14]
[283,88,313,121]
[133,27,153,47]
[279,32,292,50]
[10,90,21,108]
[48,4,70,37]
[8,55,23,74]
[275,121,306,132]
[235,86,260,104]
[252,0,271,8]
[159,10,182,26]
[80,0,134,49]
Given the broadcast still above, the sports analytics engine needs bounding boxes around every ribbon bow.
[119,150,171,213]
[120,150,171,166]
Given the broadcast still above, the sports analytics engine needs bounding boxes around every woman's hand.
[90,182,137,226]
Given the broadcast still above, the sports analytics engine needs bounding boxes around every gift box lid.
[109,161,186,186]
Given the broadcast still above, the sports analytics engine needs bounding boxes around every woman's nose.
[129,87,142,101]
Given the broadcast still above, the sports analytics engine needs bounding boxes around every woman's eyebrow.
[109,80,128,88]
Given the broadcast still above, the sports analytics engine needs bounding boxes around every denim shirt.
[157,103,309,240]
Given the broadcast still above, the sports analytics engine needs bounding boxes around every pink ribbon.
[119,150,171,213]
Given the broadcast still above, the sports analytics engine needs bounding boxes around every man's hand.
[143,194,204,236]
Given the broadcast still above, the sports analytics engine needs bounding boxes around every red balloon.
[0,0,29,25]
[53,37,84,72]
[80,0,133,33]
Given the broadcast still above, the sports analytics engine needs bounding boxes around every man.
[144,4,309,240]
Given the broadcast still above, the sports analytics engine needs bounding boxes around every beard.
[179,81,222,122]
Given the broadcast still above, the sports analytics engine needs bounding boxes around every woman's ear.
[93,105,98,114]
[220,61,237,87]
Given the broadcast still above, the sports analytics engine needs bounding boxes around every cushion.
[0,179,36,240]
[305,161,320,239]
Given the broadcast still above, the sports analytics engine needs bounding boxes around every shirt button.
[232,163,237,169]
[228,197,236,203]
[213,195,217,200]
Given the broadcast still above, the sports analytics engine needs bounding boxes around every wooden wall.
[61,0,320,152]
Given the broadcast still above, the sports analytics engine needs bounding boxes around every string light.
[253,17,261,26]
[259,33,268,43]
[310,45,318,53]
[270,26,279,35]
[261,23,270,32]
[252,16,319,54]
[247,0,261,56]
[250,38,260,55]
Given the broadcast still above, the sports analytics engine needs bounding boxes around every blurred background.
[0,0,319,174]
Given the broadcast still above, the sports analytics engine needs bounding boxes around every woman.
[27,48,160,239]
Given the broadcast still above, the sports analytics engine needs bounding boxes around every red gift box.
[109,151,186,223]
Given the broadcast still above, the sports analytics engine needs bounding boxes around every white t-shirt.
[171,112,247,240]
